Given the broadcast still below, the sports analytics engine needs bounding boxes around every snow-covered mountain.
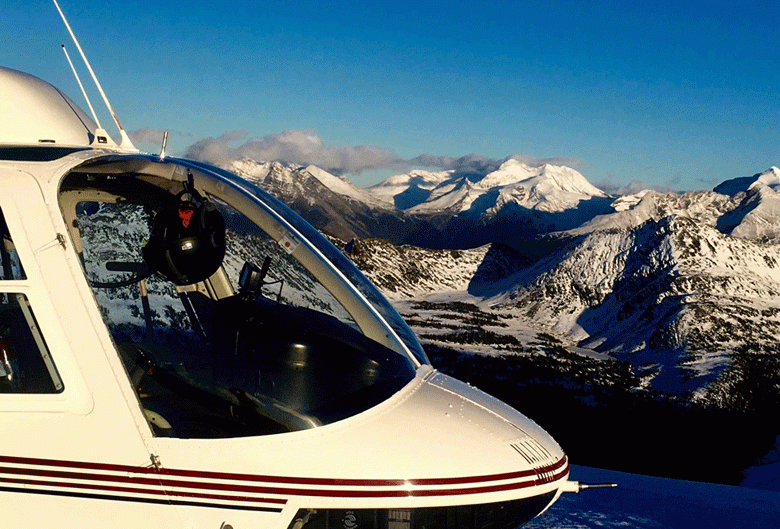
[716,166,780,241]
[229,159,389,209]
[333,170,780,486]
[367,158,610,218]
[222,158,619,248]
[222,157,780,408]
[334,168,780,407]
[367,169,453,209]
[494,197,780,399]
[227,159,410,242]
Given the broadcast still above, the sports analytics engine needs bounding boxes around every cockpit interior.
[58,157,423,438]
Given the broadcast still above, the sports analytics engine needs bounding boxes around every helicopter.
[0,2,610,528]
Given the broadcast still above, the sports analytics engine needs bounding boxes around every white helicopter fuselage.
[0,65,573,529]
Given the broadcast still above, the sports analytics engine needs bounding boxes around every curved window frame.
[57,154,428,437]
[171,158,428,366]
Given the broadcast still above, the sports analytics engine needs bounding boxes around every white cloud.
[512,154,585,170]
[184,129,402,175]
[182,129,587,186]
[129,128,196,153]
[595,177,673,196]
[409,153,501,175]
[129,127,167,144]
[217,130,248,143]
[409,153,584,177]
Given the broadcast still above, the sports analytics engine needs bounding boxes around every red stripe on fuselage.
[0,454,568,499]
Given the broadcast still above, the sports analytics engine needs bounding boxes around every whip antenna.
[61,44,100,127]
[62,44,113,145]
[52,0,137,151]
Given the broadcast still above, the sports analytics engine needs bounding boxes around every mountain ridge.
[217,157,780,486]
[308,165,780,405]
[226,157,621,248]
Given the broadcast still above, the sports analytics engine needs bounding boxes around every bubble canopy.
[59,154,427,437]
[183,158,427,365]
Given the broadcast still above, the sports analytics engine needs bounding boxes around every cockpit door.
[0,163,189,528]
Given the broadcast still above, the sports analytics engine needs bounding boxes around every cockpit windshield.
[58,156,422,438]
[183,159,428,366]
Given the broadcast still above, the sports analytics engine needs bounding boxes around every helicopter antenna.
[61,44,114,146]
[61,44,100,127]
[52,0,137,151]
[158,130,168,160]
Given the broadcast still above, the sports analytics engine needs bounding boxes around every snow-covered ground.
[528,465,780,529]
[391,289,780,492]
[742,435,780,491]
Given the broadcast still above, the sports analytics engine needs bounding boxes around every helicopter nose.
[425,370,565,462]
[408,369,570,500]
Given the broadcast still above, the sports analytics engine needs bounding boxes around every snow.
[527,465,780,529]
[479,159,540,188]
[742,435,780,490]
[611,190,652,212]
[407,179,479,214]
[728,185,780,241]
[749,166,780,192]
[366,169,453,207]
[351,241,489,299]
[479,160,607,199]
[229,158,276,181]
[355,181,780,399]
[303,164,389,208]
[365,160,609,217]
[230,159,392,209]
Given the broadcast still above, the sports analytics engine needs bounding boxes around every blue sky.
[3,0,779,192]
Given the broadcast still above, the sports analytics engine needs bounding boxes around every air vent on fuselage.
[509,437,553,466]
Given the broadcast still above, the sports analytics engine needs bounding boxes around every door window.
[0,208,24,280]
[0,207,62,393]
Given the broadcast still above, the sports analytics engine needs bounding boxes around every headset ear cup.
[200,205,226,278]
[142,209,170,276]
[143,198,226,285]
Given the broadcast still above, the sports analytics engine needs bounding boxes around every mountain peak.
[302,165,388,208]
[750,167,780,191]
[478,159,538,188]
[715,167,780,197]
[366,160,610,218]
[477,159,607,199]
[367,169,453,208]
[229,158,289,180]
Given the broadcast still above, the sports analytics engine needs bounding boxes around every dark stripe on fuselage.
[0,454,567,489]
[0,454,568,500]
[0,484,283,512]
